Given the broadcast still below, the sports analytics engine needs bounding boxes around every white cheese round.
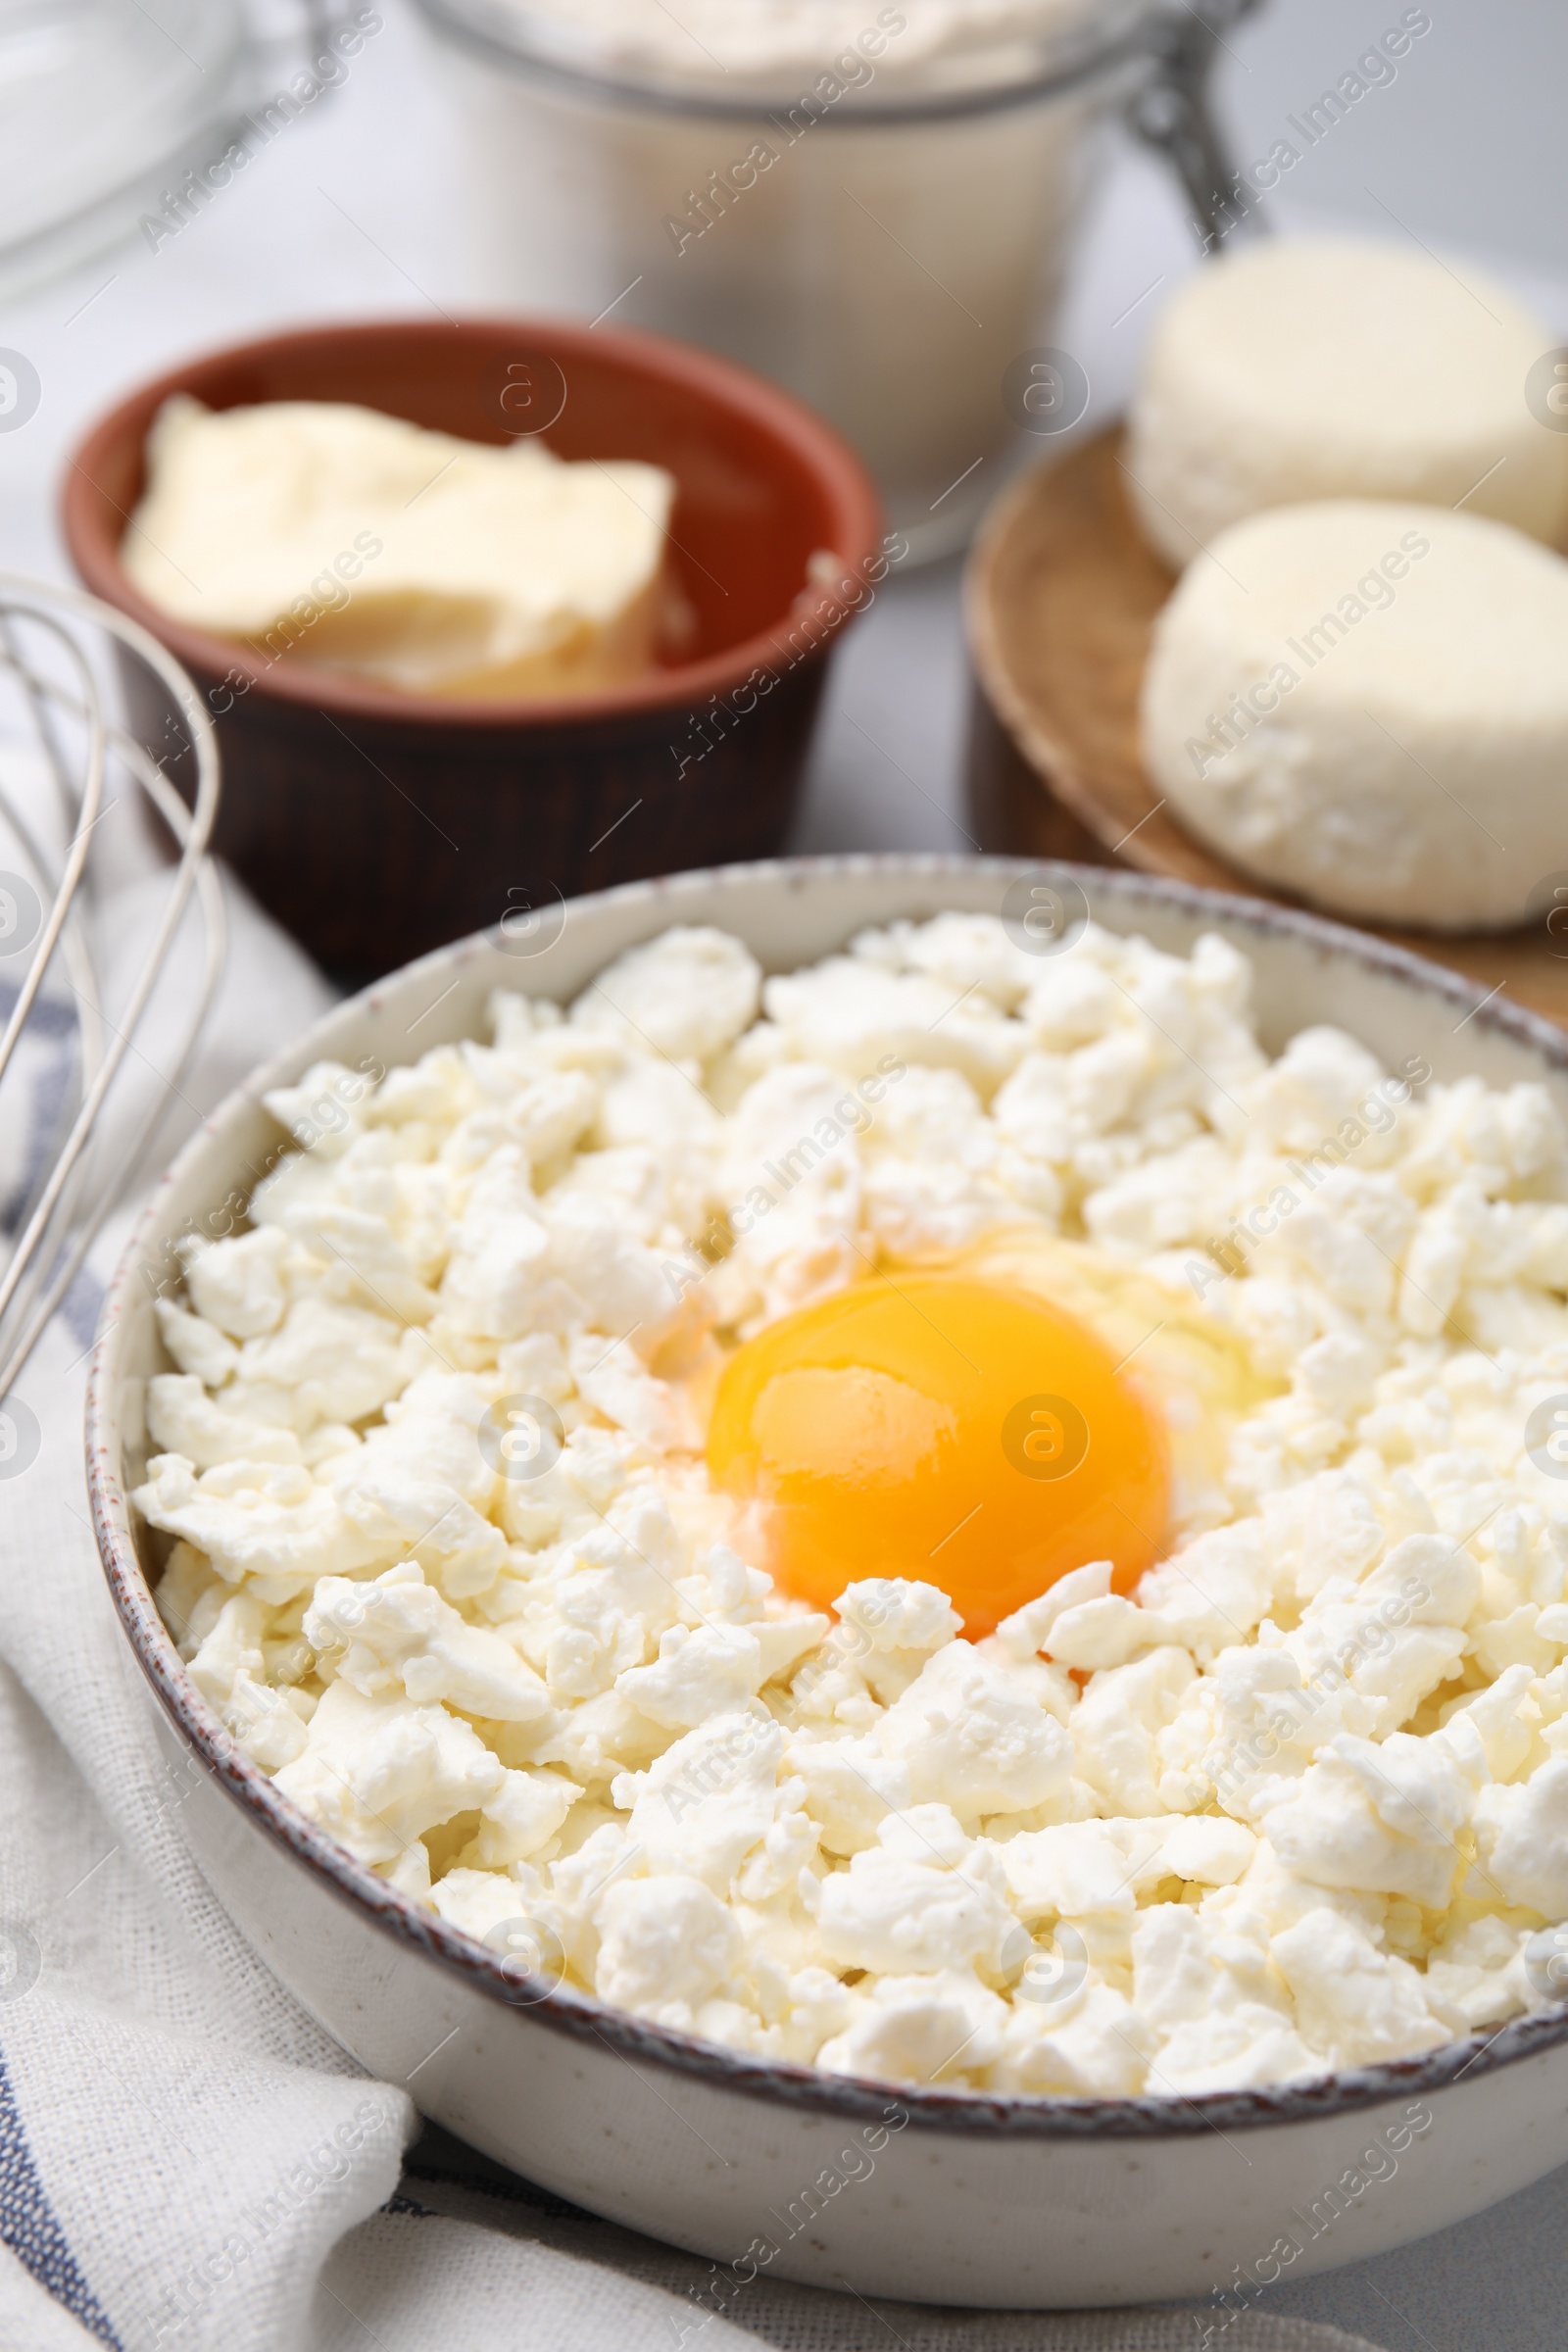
[1141,499,1568,931]
[1127,239,1568,569]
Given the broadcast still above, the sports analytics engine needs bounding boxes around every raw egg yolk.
[706,1275,1169,1638]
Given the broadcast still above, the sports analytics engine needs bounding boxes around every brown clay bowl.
[63,317,883,979]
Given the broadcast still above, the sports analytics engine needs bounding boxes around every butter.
[123,397,676,699]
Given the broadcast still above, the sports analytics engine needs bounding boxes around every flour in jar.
[466,0,1118,92]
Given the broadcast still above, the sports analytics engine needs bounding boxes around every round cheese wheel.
[1127,239,1568,569]
[1140,499,1568,932]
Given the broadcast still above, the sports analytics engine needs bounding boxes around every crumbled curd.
[136,917,1568,2095]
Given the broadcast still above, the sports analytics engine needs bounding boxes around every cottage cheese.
[1142,501,1568,932]
[137,917,1568,2096]
[1126,239,1568,569]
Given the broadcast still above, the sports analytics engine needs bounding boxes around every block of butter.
[122,397,677,699]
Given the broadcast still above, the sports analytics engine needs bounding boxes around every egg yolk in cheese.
[706,1274,1169,1637]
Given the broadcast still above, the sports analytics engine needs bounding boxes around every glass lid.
[0,1,316,301]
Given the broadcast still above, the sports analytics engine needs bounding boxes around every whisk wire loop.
[0,575,224,1395]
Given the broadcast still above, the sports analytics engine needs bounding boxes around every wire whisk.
[0,575,223,1396]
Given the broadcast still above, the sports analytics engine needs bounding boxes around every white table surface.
[4,4,1564,2340]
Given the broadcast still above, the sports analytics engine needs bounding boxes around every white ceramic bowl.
[88,856,1568,2310]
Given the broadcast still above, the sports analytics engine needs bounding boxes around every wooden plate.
[963,427,1568,1030]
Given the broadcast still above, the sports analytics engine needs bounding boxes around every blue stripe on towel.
[62,1270,104,1351]
[0,979,76,1041]
[0,974,79,1240]
[0,2040,121,2345]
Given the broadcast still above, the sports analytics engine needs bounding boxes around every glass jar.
[0,1,354,304]
[416,0,1250,560]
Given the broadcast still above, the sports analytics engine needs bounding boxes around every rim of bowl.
[87,853,1568,2141]
[60,314,885,732]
